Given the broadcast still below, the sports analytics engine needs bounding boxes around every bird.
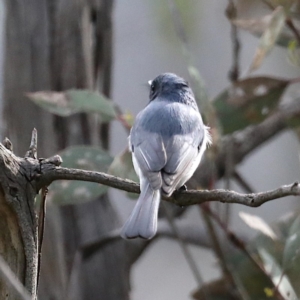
[121,73,211,239]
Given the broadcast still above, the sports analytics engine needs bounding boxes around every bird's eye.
[150,83,155,92]
[149,80,156,94]
[148,79,157,100]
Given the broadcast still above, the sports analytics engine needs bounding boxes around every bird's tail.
[121,184,161,239]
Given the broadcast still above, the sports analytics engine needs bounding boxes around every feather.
[121,180,160,239]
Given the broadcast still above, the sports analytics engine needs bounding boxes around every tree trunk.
[2,1,132,299]
[0,144,38,299]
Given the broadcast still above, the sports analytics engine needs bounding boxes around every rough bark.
[0,186,25,300]
[0,144,37,298]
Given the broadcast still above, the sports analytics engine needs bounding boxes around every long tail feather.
[121,184,160,239]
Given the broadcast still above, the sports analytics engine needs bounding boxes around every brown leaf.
[249,6,286,71]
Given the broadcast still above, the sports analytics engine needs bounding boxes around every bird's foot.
[178,184,187,191]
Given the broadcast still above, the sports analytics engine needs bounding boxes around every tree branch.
[30,100,300,209]
[38,162,300,207]
[217,100,300,169]
[78,220,234,261]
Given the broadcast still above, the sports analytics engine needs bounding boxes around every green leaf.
[283,216,300,268]
[205,213,300,300]
[249,6,286,71]
[258,248,298,300]
[226,250,277,299]
[108,148,139,198]
[192,278,239,300]
[26,89,116,121]
[287,39,300,67]
[213,76,289,134]
[48,146,113,205]
[239,211,278,240]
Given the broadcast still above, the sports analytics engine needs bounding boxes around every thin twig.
[3,137,13,152]
[0,255,32,300]
[285,18,300,45]
[233,171,255,194]
[226,0,240,82]
[224,138,234,226]
[25,128,37,159]
[261,0,300,45]
[37,186,48,289]
[199,206,241,300]
[162,203,207,297]
[81,229,121,259]
[114,104,132,133]
[77,220,238,262]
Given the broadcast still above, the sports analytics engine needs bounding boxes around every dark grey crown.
[148,73,198,110]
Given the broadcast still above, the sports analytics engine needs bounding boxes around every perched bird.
[121,73,211,239]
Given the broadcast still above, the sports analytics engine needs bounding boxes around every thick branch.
[76,222,214,260]
[217,100,300,171]
[0,144,38,297]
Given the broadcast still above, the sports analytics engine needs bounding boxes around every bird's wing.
[130,127,167,190]
[161,126,206,196]
[129,101,209,194]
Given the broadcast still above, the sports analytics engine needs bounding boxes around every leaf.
[239,212,278,240]
[225,250,277,299]
[233,17,293,48]
[108,148,137,181]
[268,0,296,10]
[213,76,289,134]
[26,89,116,121]
[249,6,286,71]
[232,9,299,49]
[287,39,300,67]
[108,148,139,198]
[48,146,113,205]
[214,213,300,300]
[258,248,298,300]
[192,278,237,300]
[282,216,300,269]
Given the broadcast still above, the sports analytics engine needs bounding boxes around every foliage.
[213,77,290,134]
[194,212,300,300]
[47,146,113,205]
[26,90,116,121]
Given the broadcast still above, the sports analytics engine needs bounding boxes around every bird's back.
[133,99,203,140]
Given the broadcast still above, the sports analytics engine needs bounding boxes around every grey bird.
[121,73,211,239]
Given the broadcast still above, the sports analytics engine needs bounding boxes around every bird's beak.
[148,80,152,86]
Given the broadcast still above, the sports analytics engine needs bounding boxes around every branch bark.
[0,144,37,298]
[36,164,300,207]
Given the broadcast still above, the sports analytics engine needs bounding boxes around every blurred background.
[1,0,300,299]
[112,2,300,299]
